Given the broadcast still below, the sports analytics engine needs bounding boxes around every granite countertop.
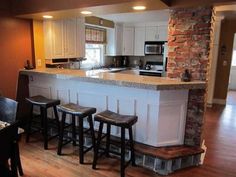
[20,68,206,90]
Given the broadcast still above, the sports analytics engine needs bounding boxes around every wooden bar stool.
[92,110,138,177]
[25,95,60,150]
[57,103,96,164]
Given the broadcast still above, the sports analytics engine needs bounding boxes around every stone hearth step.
[134,144,204,175]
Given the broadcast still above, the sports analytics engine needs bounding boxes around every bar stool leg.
[79,117,84,164]
[129,127,136,166]
[57,112,66,155]
[53,106,60,134]
[120,127,126,177]
[26,104,33,143]
[92,122,104,169]
[42,108,48,150]
[88,115,96,150]
[106,124,111,157]
[72,115,76,146]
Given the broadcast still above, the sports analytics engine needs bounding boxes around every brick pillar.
[167,7,213,146]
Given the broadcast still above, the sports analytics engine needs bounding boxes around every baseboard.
[212,98,226,105]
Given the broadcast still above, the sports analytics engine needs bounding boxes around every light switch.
[37,59,42,66]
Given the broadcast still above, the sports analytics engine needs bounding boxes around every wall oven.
[144,41,164,55]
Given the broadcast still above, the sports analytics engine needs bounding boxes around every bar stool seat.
[25,95,60,150]
[94,110,137,126]
[92,110,138,177]
[57,103,96,164]
[57,103,96,116]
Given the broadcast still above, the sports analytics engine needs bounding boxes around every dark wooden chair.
[0,96,24,176]
[92,110,138,177]
[57,103,96,164]
[0,121,19,177]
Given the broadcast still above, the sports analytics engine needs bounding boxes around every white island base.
[28,74,188,147]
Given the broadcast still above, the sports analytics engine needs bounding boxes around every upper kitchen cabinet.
[44,18,85,59]
[134,26,145,56]
[122,26,134,56]
[106,24,123,56]
[145,25,168,42]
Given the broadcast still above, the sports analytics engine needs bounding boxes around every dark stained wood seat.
[25,95,60,150]
[57,103,96,164]
[57,103,96,116]
[25,95,60,108]
[92,110,138,177]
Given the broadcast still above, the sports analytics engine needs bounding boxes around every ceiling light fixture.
[133,6,146,10]
[42,15,53,19]
[81,11,92,15]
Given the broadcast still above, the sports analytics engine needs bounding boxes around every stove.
[139,61,164,77]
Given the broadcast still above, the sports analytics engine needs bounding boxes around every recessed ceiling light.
[43,15,53,19]
[133,6,146,10]
[81,11,92,15]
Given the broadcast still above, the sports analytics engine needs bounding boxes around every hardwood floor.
[19,104,236,177]
[227,90,236,105]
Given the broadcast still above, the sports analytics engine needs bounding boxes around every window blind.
[85,26,106,44]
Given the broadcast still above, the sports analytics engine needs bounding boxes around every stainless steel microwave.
[144,42,164,55]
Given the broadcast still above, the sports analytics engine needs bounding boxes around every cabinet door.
[145,26,157,41]
[106,28,115,56]
[157,25,168,41]
[43,21,53,59]
[134,26,145,56]
[52,20,65,58]
[77,18,85,58]
[115,24,123,55]
[122,27,134,56]
[64,18,77,58]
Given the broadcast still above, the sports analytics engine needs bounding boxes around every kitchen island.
[19,68,205,147]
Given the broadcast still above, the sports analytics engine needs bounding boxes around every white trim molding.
[213,98,226,105]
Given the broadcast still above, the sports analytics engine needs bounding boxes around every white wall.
[229,33,236,90]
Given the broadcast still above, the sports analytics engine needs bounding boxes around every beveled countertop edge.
[19,69,206,91]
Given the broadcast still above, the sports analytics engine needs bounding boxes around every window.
[82,44,104,68]
[81,26,106,69]
[232,50,236,66]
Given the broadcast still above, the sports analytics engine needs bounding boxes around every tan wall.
[32,20,45,68]
[214,19,236,100]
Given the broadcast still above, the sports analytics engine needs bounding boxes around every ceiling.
[97,10,170,23]
[16,0,169,20]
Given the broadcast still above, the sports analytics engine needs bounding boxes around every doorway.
[227,33,236,105]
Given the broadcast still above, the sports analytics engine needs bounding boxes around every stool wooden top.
[26,95,60,108]
[57,103,96,116]
[94,110,137,126]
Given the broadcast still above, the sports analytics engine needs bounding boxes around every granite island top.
[20,68,206,90]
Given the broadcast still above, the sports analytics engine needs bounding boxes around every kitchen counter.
[20,68,206,90]
[18,68,205,147]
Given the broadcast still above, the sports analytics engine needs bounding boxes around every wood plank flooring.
[18,104,236,177]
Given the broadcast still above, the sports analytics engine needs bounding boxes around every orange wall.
[214,19,236,100]
[0,12,33,99]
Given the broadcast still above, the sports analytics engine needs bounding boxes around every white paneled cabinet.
[44,18,85,59]
[106,22,168,56]
[145,25,168,41]
[106,24,123,56]
[51,20,65,58]
[122,27,134,56]
[134,26,145,56]
[64,18,77,58]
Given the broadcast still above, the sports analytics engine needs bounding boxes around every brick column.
[167,7,213,146]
